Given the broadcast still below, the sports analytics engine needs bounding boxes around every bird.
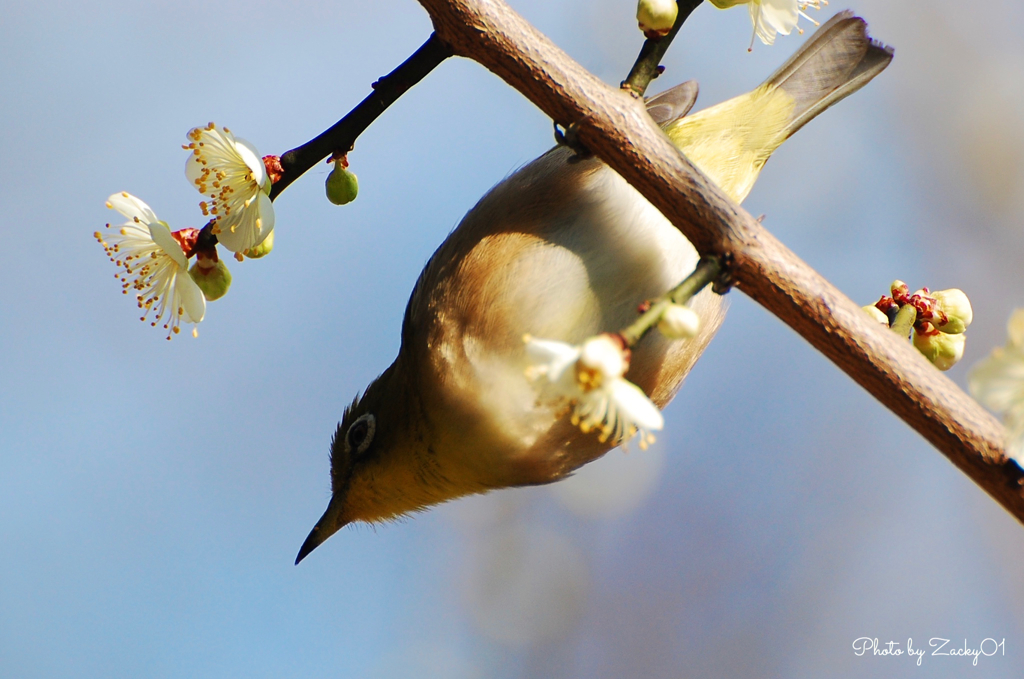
[296,11,893,563]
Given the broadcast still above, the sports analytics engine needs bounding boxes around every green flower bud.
[658,303,701,339]
[862,305,889,326]
[931,288,973,334]
[243,229,274,260]
[709,0,746,8]
[637,0,678,38]
[913,329,966,371]
[189,258,232,301]
[326,160,359,205]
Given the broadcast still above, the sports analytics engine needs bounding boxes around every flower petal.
[213,194,275,254]
[526,338,579,371]
[525,337,580,382]
[234,137,267,187]
[525,337,577,363]
[255,191,275,239]
[147,220,189,270]
[609,379,665,432]
[749,2,776,45]
[1008,309,1024,349]
[969,348,1024,412]
[760,0,799,35]
[177,270,206,323]
[107,192,158,225]
[579,335,626,380]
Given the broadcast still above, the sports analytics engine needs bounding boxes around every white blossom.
[710,0,824,47]
[969,309,1024,462]
[525,334,664,448]
[95,192,205,339]
[184,123,274,254]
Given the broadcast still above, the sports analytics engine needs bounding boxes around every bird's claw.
[554,120,593,161]
[710,253,736,295]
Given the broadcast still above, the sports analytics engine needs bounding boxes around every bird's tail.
[661,11,892,203]
[765,10,894,141]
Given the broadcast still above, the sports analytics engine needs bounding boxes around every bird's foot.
[553,119,593,161]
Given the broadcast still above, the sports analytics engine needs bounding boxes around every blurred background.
[2,1,1023,677]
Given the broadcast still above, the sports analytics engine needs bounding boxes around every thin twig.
[195,33,453,248]
[270,33,453,200]
[621,257,721,346]
[622,0,704,97]
[419,0,1024,524]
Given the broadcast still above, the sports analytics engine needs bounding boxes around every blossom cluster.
[872,281,973,372]
[97,124,276,338]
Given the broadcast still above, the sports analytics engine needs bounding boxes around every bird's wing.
[645,80,699,126]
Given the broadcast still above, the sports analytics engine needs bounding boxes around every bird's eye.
[345,413,376,456]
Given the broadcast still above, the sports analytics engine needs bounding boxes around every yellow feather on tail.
[661,10,894,203]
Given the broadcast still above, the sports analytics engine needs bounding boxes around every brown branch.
[268,33,453,200]
[417,0,1024,523]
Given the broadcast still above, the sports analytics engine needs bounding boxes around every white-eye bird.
[296,11,892,563]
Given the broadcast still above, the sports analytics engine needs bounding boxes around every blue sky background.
[2,1,1024,677]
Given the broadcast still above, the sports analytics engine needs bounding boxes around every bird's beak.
[295,494,347,564]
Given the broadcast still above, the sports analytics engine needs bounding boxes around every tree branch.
[269,33,453,200]
[417,0,1024,523]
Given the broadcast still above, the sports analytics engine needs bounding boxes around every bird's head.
[294,350,494,563]
[295,357,430,563]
